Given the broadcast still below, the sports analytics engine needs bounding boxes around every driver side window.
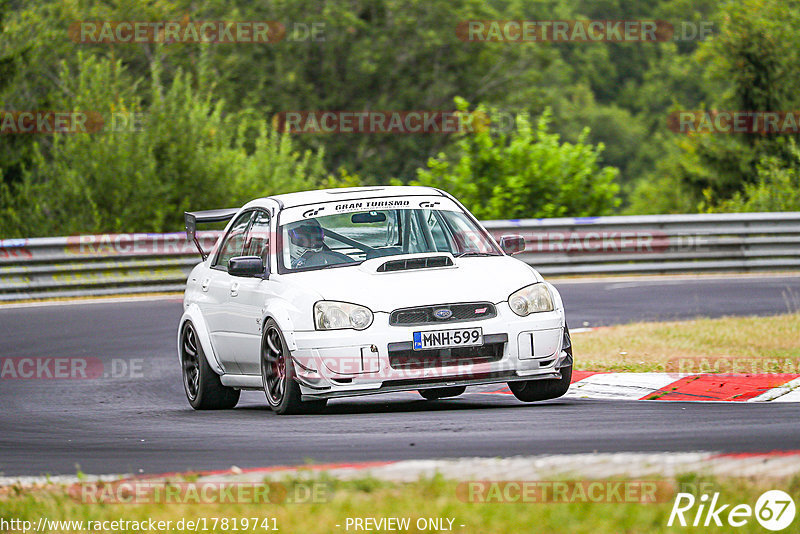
[213,211,253,270]
[244,211,271,266]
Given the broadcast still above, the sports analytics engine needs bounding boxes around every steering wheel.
[293,249,355,269]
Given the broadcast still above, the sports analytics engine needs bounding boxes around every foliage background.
[1,0,799,236]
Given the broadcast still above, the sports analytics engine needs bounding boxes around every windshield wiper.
[316,260,364,270]
[455,251,498,258]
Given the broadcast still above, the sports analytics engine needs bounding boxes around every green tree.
[0,49,328,237]
[631,0,800,212]
[411,100,620,220]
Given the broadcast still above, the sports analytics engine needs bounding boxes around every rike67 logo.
[668,490,796,531]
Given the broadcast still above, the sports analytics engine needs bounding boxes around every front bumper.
[290,303,570,401]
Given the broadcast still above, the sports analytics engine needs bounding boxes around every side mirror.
[499,235,526,255]
[228,256,265,277]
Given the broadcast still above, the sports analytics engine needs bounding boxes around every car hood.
[280,255,542,312]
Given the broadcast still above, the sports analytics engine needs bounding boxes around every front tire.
[261,319,327,415]
[419,386,467,400]
[509,365,572,402]
[181,321,240,410]
[509,325,574,403]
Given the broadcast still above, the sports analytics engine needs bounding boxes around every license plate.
[413,327,483,351]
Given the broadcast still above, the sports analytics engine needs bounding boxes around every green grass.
[574,313,800,373]
[1,473,798,533]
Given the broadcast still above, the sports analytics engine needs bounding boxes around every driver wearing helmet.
[287,219,351,268]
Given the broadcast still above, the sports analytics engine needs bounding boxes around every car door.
[227,209,277,375]
[204,210,254,374]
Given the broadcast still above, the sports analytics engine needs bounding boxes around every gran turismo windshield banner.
[279,195,462,224]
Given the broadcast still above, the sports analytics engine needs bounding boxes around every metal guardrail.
[482,212,800,276]
[0,232,221,302]
[1,212,798,301]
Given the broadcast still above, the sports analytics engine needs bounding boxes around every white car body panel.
[284,255,543,315]
[179,186,571,401]
[178,302,224,374]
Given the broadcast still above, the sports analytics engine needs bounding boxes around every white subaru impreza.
[179,186,572,414]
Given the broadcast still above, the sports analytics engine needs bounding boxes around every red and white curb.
[4,452,799,487]
[487,372,800,402]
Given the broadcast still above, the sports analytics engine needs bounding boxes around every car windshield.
[280,207,501,272]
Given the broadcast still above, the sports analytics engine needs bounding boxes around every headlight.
[508,283,554,316]
[314,301,374,330]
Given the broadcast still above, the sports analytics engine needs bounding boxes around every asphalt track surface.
[1,274,799,476]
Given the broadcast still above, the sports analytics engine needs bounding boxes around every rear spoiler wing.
[184,208,239,259]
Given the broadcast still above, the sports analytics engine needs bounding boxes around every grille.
[389,302,497,326]
[387,342,505,370]
[377,256,453,272]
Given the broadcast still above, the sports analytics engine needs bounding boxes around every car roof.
[260,185,445,209]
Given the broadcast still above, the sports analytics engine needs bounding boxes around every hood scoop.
[376,255,454,273]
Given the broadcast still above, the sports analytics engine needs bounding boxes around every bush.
[711,139,800,212]
[410,99,620,220]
